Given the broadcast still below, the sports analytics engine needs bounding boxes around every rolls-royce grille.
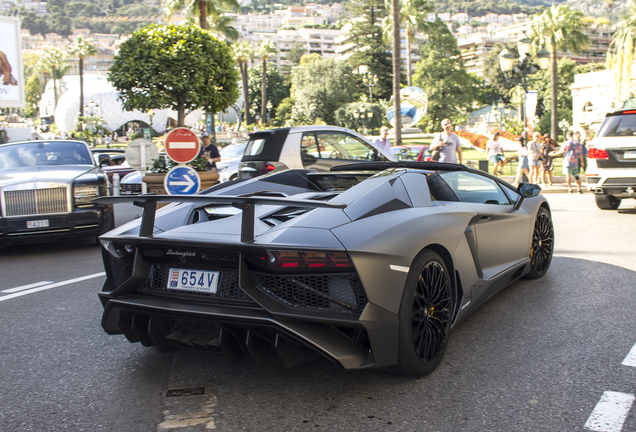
[252,272,367,315]
[3,187,69,217]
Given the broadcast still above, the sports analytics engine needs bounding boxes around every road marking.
[584,391,635,432]
[0,272,105,302]
[2,281,54,293]
[622,342,636,368]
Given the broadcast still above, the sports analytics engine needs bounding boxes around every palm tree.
[382,0,431,86]
[40,48,68,110]
[531,4,588,138]
[390,0,402,145]
[607,1,636,100]
[233,41,254,124]
[165,0,239,30]
[70,36,97,119]
[256,41,277,124]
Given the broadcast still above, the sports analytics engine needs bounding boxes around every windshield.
[220,142,247,159]
[0,141,93,169]
[597,112,636,137]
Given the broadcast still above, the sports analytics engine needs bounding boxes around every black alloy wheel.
[391,250,453,376]
[525,206,554,279]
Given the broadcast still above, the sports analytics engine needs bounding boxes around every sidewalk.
[498,175,588,194]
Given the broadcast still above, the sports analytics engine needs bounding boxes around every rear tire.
[595,194,621,210]
[390,250,453,377]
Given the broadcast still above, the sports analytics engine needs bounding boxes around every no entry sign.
[164,127,200,163]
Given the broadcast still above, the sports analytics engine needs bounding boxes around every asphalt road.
[1,196,635,432]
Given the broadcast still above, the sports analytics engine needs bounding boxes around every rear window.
[597,112,636,137]
[241,129,290,162]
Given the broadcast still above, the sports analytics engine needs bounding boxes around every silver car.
[238,126,394,179]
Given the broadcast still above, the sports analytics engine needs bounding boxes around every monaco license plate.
[624,150,636,159]
[27,219,49,229]
[168,268,219,293]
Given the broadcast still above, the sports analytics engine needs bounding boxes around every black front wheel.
[390,250,453,377]
[525,207,554,279]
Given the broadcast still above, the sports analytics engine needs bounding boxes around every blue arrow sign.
[164,166,201,195]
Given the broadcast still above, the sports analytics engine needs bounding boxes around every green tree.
[531,4,588,139]
[70,36,97,118]
[256,41,277,124]
[247,66,290,124]
[233,40,254,124]
[25,74,41,118]
[108,24,239,126]
[40,48,68,107]
[279,43,306,77]
[607,1,636,99]
[413,20,479,131]
[533,57,578,121]
[344,0,394,101]
[290,54,357,125]
[382,0,432,86]
[165,0,239,30]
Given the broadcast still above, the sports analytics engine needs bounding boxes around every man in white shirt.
[373,126,392,156]
[431,118,462,164]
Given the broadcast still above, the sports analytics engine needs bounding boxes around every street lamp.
[354,104,373,135]
[499,36,550,144]
[559,119,570,140]
[362,72,378,103]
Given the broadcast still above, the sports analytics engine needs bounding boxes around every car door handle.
[478,215,492,222]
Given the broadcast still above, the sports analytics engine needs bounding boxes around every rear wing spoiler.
[95,194,347,242]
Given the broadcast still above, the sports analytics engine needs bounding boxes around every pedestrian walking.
[528,132,543,184]
[430,118,462,164]
[556,130,584,194]
[485,131,507,176]
[512,136,529,187]
[540,133,559,186]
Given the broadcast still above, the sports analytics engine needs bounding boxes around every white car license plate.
[624,150,636,159]
[167,268,219,293]
[27,219,49,229]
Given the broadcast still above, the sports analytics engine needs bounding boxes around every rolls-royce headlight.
[74,185,100,204]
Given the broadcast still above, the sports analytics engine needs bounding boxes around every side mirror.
[514,183,542,210]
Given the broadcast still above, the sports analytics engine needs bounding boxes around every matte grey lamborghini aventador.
[95,161,553,376]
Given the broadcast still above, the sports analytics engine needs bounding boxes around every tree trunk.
[392,0,402,146]
[550,47,558,140]
[79,57,84,118]
[406,29,412,87]
[240,61,250,124]
[261,60,267,124]
[52,65,58,109]
[198,0,208,30]
[177,97,185,126]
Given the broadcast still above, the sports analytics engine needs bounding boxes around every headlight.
[74,185,100,204]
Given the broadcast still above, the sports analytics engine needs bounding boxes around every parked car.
[586,107,636,209]
[238,126,394,179]
[0,140,114,244]
[96,161,552,376]
[217,141,248,183]
[391,144,431,162]
[92,149,136,184]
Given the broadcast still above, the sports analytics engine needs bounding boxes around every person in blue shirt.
[556,130,585,194]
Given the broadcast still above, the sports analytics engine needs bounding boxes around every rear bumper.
[99,248,399,370]
[99,293,390,369]
[0,205,114,244]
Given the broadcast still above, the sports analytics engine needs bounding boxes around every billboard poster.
[0,16,25,108]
